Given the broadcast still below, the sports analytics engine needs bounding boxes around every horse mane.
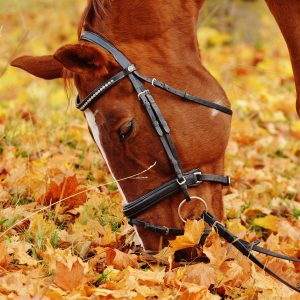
[78,0,108,37]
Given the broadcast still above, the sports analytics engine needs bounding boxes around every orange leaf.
[0,242,11,269]
[169,219,205,252]
[203,231,227,268]
[37,169,86,209]
[54,260,88,291]
[105,248,138,270]
[184,263,217,287]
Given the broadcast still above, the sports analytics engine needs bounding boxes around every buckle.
[138,89,149,99]
[162,226,170,235]
[226,176,231,185]
[127,64,136,72]
[194,171,202,184]
[151,78,157,86]
[176,176,186,186]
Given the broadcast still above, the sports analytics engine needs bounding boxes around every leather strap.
[129,218,211,243]
[129,218,184,236]
[134,71,232,115]
[199,174,230,185]
[81,31,132,68]
[202,211,300,293]
[123,169,230,219]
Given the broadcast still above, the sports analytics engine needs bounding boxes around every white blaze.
[84,109,145,248]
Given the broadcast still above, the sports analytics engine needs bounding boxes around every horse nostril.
[118,120,134,143]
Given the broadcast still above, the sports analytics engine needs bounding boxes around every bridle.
[76,31,300,292]
[76,31,232,233]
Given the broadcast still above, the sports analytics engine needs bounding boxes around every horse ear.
[53,43,115,75]
[10,55,64,79]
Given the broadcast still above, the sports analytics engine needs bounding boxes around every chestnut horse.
[10,0,300,252]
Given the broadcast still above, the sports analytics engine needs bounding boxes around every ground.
[0,1,300,299]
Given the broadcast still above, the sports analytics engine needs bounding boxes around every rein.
[76,31,300,293]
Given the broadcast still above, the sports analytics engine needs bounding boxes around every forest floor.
[0,1,300,299]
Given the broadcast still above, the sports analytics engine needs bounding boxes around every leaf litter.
[0,1,300,299]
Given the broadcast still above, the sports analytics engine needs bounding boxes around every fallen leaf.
[203,230,227,268]
[183,263,217,286]
[127,267,165,285]
[0,242,11,269]
[37,169,87,209]
[253,215,280,232]
[226,219,247,238]
[220,260,249,286]
[54,259,88,291]
[105,248,138,270]
[277,219,300,241]
[169,219,205,252]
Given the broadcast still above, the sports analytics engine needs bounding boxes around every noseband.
[76,31,300,292]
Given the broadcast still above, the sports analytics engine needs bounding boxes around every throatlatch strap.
[129,218,184,236]
[134,71,233,115]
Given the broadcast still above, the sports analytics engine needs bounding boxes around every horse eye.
[118,120,134,143]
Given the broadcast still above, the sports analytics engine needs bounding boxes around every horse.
[10,0,300,254]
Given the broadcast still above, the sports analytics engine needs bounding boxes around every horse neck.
[83,1,204,72]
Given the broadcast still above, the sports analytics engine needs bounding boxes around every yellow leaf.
[291,120,300,135]
[127,267,165,284]
[169,219,205,252]
[253,215,280,232]
[30,214,56,238]
[226,220,247,238]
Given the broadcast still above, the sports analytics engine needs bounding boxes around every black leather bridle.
[76,31,300,292]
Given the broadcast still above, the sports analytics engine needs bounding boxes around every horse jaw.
[84,108,145,249]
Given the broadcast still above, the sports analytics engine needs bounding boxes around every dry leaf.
[203,231,227,268]
[183,263,217,286]
[37,169,86,209]
[127,267,165,285]
[169,219,205,252]
[0,242,11,269]
[253,215,280,232]
[105,248,138,270]
[220,260,249,286]
[54,260,88,291]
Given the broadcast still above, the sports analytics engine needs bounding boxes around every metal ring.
[178,196,208,223]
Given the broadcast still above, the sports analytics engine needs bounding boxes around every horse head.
[11,0,231,251]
